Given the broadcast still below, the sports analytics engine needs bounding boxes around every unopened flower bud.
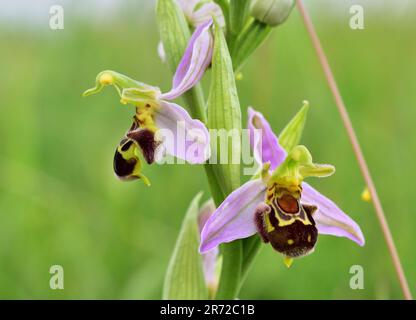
[251,0,295,27]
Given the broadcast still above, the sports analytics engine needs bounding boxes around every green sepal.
[156,0,191,74]
[279,100,309,152]
[163,192,208,300]
[207,21,242,196]
[83,70,160,105]
[271,145,335,187]
[206,20,243,300]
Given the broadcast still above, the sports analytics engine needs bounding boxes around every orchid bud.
[251,0,295,27]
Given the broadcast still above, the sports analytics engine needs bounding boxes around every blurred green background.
[0,0,415,299]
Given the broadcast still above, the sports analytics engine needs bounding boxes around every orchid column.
[156,0,298,299]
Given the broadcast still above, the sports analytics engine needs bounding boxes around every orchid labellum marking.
[255,185,319,258]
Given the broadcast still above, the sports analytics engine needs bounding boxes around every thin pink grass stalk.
[296,0,412,300]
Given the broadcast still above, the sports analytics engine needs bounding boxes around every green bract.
[206,20,243,301]
[279,100,310,152]
[163,192,208,300]
[207,21,242,197]
[156,0,191,73]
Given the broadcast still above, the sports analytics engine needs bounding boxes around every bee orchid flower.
[84,20,213,185]
[200,107,364,265]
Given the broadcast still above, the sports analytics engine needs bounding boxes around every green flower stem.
[228,0,252,52]
[232,19,272,72]
[183,85,207,124]
[216,240,243,300]
[182,91,225,207]
[240,236,262,290]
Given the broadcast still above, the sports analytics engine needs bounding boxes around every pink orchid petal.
[154,101,210,164]
[302,182,365,246]
[200,179,267,253]
[247,107,287,171]
[161,19,213,100]
[198,199,219,290]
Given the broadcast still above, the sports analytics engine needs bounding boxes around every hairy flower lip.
[126,128,160,165]
[199,107,365,254]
